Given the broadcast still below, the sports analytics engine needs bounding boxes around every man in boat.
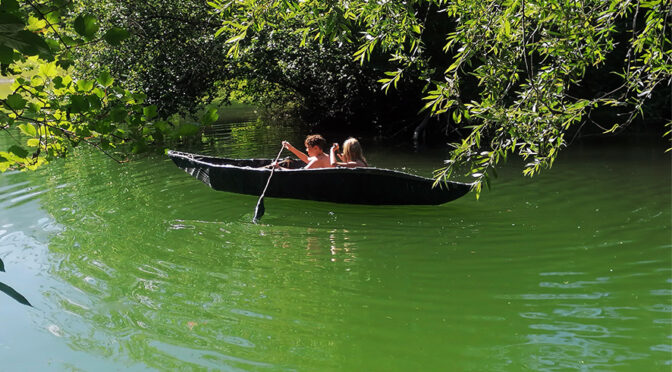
[280,134,331,169]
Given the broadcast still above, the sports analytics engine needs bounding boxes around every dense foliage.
[212,0,671,191]
[73,0,231,114]
[75,0,404,130]
[0,0,219,172]
[0,0,669,194]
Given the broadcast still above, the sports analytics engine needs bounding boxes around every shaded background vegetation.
[77,0,669,142]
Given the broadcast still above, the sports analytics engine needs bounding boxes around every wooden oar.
[253,145,285,223]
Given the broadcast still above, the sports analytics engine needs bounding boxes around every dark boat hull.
[167,150,471,205]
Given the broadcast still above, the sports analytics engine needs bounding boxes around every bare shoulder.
[306,154,332,169]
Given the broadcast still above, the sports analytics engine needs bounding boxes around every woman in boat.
[280,134,331,169]
[330,137,368,168]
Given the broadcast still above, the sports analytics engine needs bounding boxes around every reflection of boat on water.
[167,150,472,205]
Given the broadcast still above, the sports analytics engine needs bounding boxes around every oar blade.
[253,198,265,223]
[252,144,284,223]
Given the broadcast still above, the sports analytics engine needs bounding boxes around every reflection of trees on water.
[196,121,304,159]
[18,137,670,369]
[33,146,372,369]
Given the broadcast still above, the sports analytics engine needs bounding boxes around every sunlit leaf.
[18,123,36,136]
[27,16,46,31]
[97,70,114,87]
[44,10,61,25]
[0,156,10,172]
[39,62,58,78]
[77,79,94,92]
[30,75,44,87]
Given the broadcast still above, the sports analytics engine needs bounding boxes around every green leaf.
[8,145,28,158]
[39,61,58,78]
[92,87,105,98]
[26,138,40,147]
[44,10,61,25]
[52,76,64,88]
[92,121,112,134]
[77,79,94,92]
[18,123,36,136]
[27,16,46,31]
[60,35,77,46]
[0,12,24,33]
[87,94,101,109]
[68,94,90,113]
[26,102,41,113]
[0,0,19,12]
[143,105,158,119]
[0,45,13,63]
[110,107,127,122]
[96,70,113,87]
[503,19,511,37]
[0,30,51,56]
[30,75,44,87]
[73,14,99,39]
[131,92,147,104]
[44,38,60,53]
[0,282,32,306]
[103,27,129,46]
[5,93,26,110]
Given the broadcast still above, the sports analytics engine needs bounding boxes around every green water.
[1,122,670,371]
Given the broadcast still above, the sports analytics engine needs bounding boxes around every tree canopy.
[0,0,670,194]
[212,0,671,191]
[0,0,223,172]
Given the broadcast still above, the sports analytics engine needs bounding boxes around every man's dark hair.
[304,134,327,151]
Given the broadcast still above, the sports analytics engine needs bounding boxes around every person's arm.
[304,158,320,169]
[283,141,309,164]
[330,143,339,166]
[330,144,352,167]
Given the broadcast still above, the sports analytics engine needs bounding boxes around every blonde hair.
[342,137,367,166]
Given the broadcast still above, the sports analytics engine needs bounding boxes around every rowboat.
[167,150,472,205]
